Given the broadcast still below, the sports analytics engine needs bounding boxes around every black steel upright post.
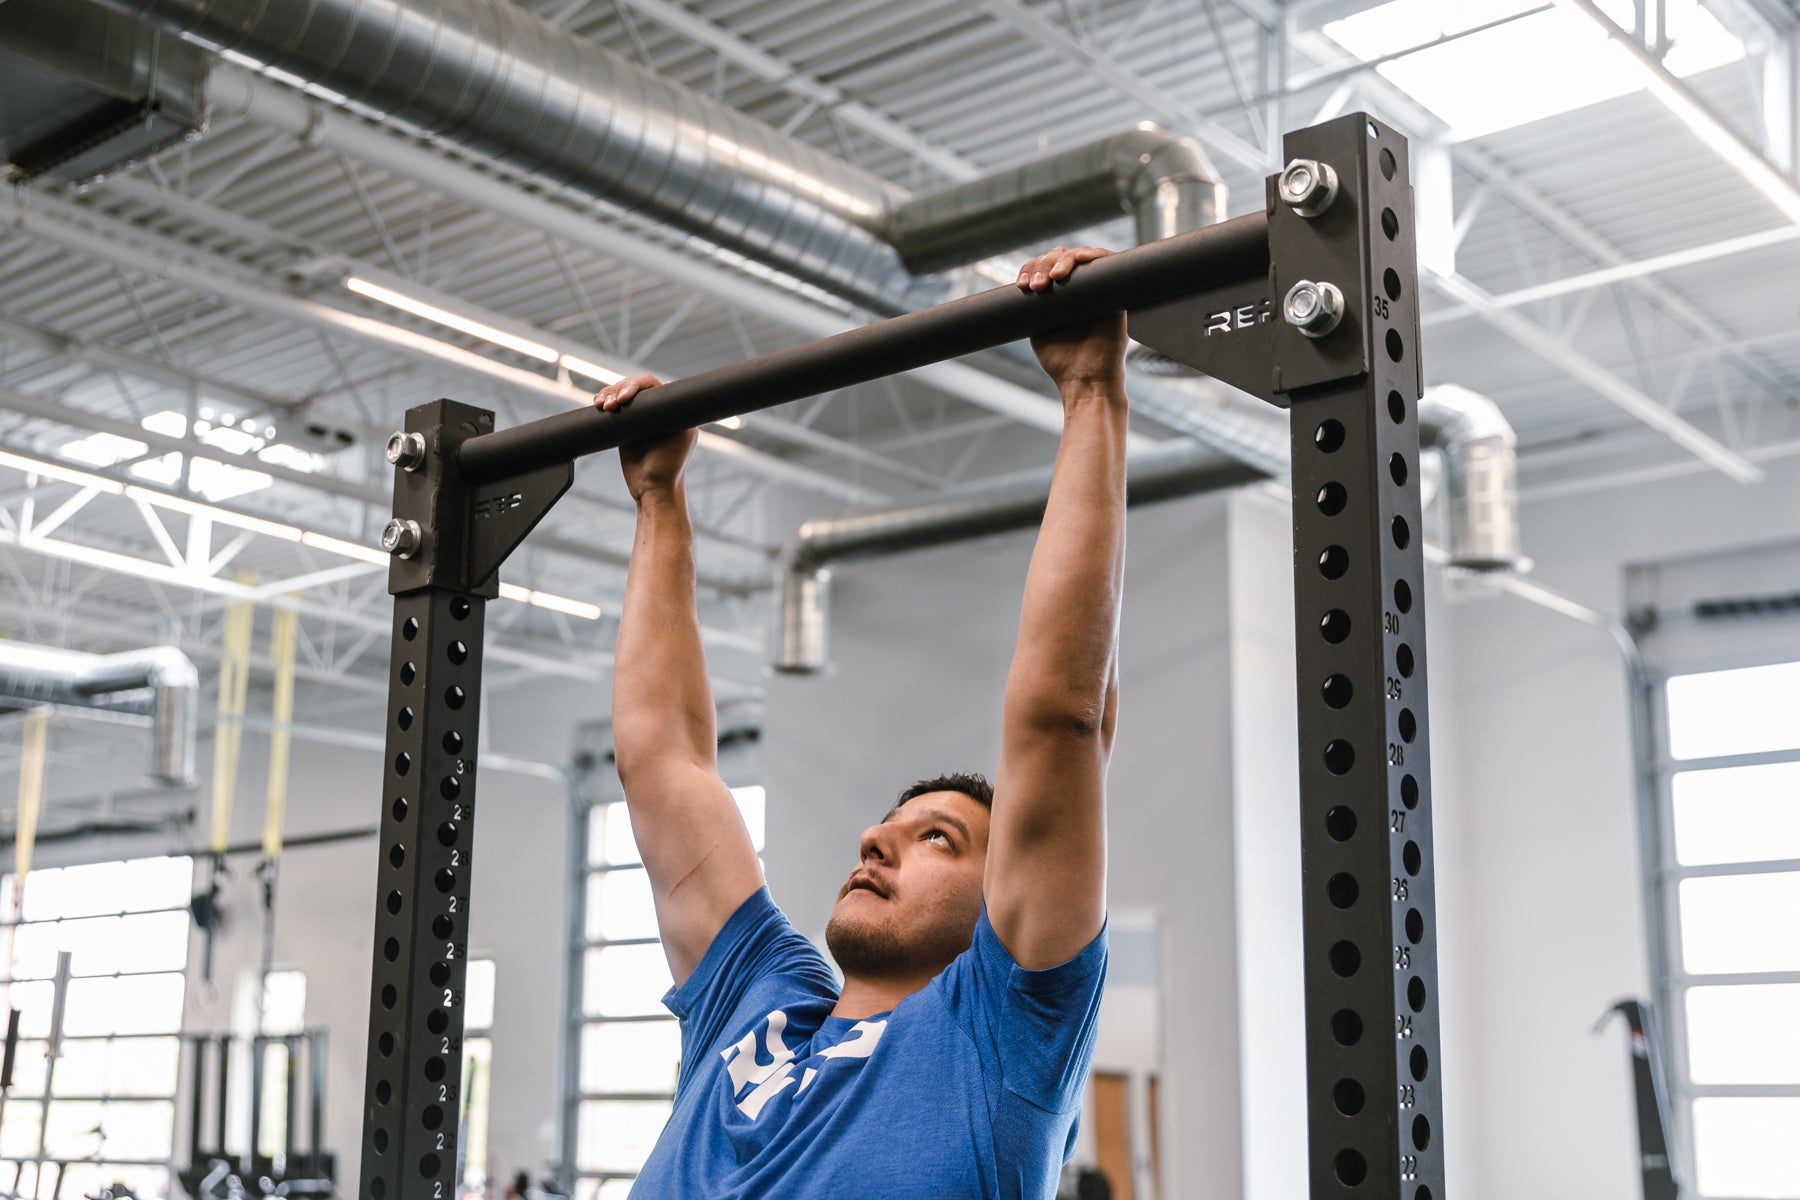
[1274,115,1443,1199]
[359,110,1446,1200]
[363,399,571,1200]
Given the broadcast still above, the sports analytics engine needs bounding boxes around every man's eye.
[925,830,949,844]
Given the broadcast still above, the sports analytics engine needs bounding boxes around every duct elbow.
[772,552,831,676]
[774,530,831,674]
[91,647,200,787]
[885,124,1225,276]
[1116,126,1224,245]
[1419,384,1526,574]
[151,682,198,788]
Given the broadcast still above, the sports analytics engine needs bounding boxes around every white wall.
[1431,453,1800,1200]
[762,491,1246,1200]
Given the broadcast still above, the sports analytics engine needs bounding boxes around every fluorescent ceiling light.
[124,485,302,541]
[1324,0,1743,140]
[300,531,389,564]
[562,354,624,388]
[60,432,148,468]
[0,449,123,494]
[714,415,743,431]
[499,581,602,621]
[1555,0,1800,225]
[258,443,326,474]
[346,276,560,363]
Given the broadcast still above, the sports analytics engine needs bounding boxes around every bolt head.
[381,518,422,558]
[1279,158,1339,218]
[1283,280,1345,338]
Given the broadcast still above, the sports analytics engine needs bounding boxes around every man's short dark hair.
[888,772,993,818]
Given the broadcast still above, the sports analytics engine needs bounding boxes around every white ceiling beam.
[976,0,1272,173]
[204,65,1104,450]
[1424,221,1800,321]
[1,188,884,508]
[620,0,977,180]
[1425,271,1761,483]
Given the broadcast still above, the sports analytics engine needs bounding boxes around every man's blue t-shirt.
[629,887,1108,1200]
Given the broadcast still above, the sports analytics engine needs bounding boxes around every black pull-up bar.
[456,211,1270,484]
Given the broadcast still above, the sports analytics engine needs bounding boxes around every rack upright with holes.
[364,111,1439,1200]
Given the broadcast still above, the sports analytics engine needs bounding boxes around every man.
[595,245,1127,1199]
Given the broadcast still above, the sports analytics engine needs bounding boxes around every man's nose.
[858,823,895,863]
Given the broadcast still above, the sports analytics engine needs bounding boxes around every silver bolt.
[385,431,426,471]
[1283,280,1345,338]
[381,518,422,559]
[1278,158,1339,218]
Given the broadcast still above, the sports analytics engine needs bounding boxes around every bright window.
[0,856,193,1200]
[460,958,495,1200]
[571,785,764,1197]
[1657,662,1800,1197]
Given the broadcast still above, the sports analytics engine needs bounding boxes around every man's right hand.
[595,373,697,502]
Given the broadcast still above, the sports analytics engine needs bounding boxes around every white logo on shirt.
[719,1011,887,1120]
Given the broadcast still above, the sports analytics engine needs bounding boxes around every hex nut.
[382,518,422,559]
[1283,280,1346,338]
[385,431,426,471]
[1279,158,1339,218]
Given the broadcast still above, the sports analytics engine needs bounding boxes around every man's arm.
[600,374,763,986]
[985,246,1127,970]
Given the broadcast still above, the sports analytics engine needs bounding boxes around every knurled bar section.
[361,588,486,1200]
[1288,125,1443,1199]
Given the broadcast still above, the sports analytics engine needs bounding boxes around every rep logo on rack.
[1204,298,1272,335]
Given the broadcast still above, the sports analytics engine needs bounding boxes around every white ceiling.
[0,0,1796,750]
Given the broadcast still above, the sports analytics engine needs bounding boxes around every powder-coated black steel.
[456,213,1271,484]
[370,112,1444,1200]
[1279,114,1442,1199]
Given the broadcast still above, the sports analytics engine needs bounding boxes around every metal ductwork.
[775,446,1265,673]
[887,125,1224,275]
[83,0,914,311]
[0,0,206,184]
[0,643,199,785]
[88,0,1522,581]
[1112,357,1527,573]
[1419,383,1524,573]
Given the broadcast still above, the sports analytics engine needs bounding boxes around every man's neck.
[831,969,937,1020]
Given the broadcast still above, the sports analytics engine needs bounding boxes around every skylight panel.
[257,443,325,474]
[60,432,148,468]
[1323,0,1744,140]
[129,452,184,487]
[189,458,273,503]
[139,410,188,439]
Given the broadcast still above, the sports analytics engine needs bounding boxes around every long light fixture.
[498,582,604,620]
[0,448,603,619]
[0,449,123,494]
[299,530,390,564]
[561,354,624,388]
[125,484,303,541]
[346,276,561,362]
[1555,0,1800,224]
[347,276,630,390]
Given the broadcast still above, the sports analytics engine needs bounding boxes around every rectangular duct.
[0,0,204,184]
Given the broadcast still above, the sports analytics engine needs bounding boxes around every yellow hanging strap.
[210,597,256,857]
[5,710,49,1002]
[13,710,47,886]
[262,605,299,861]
